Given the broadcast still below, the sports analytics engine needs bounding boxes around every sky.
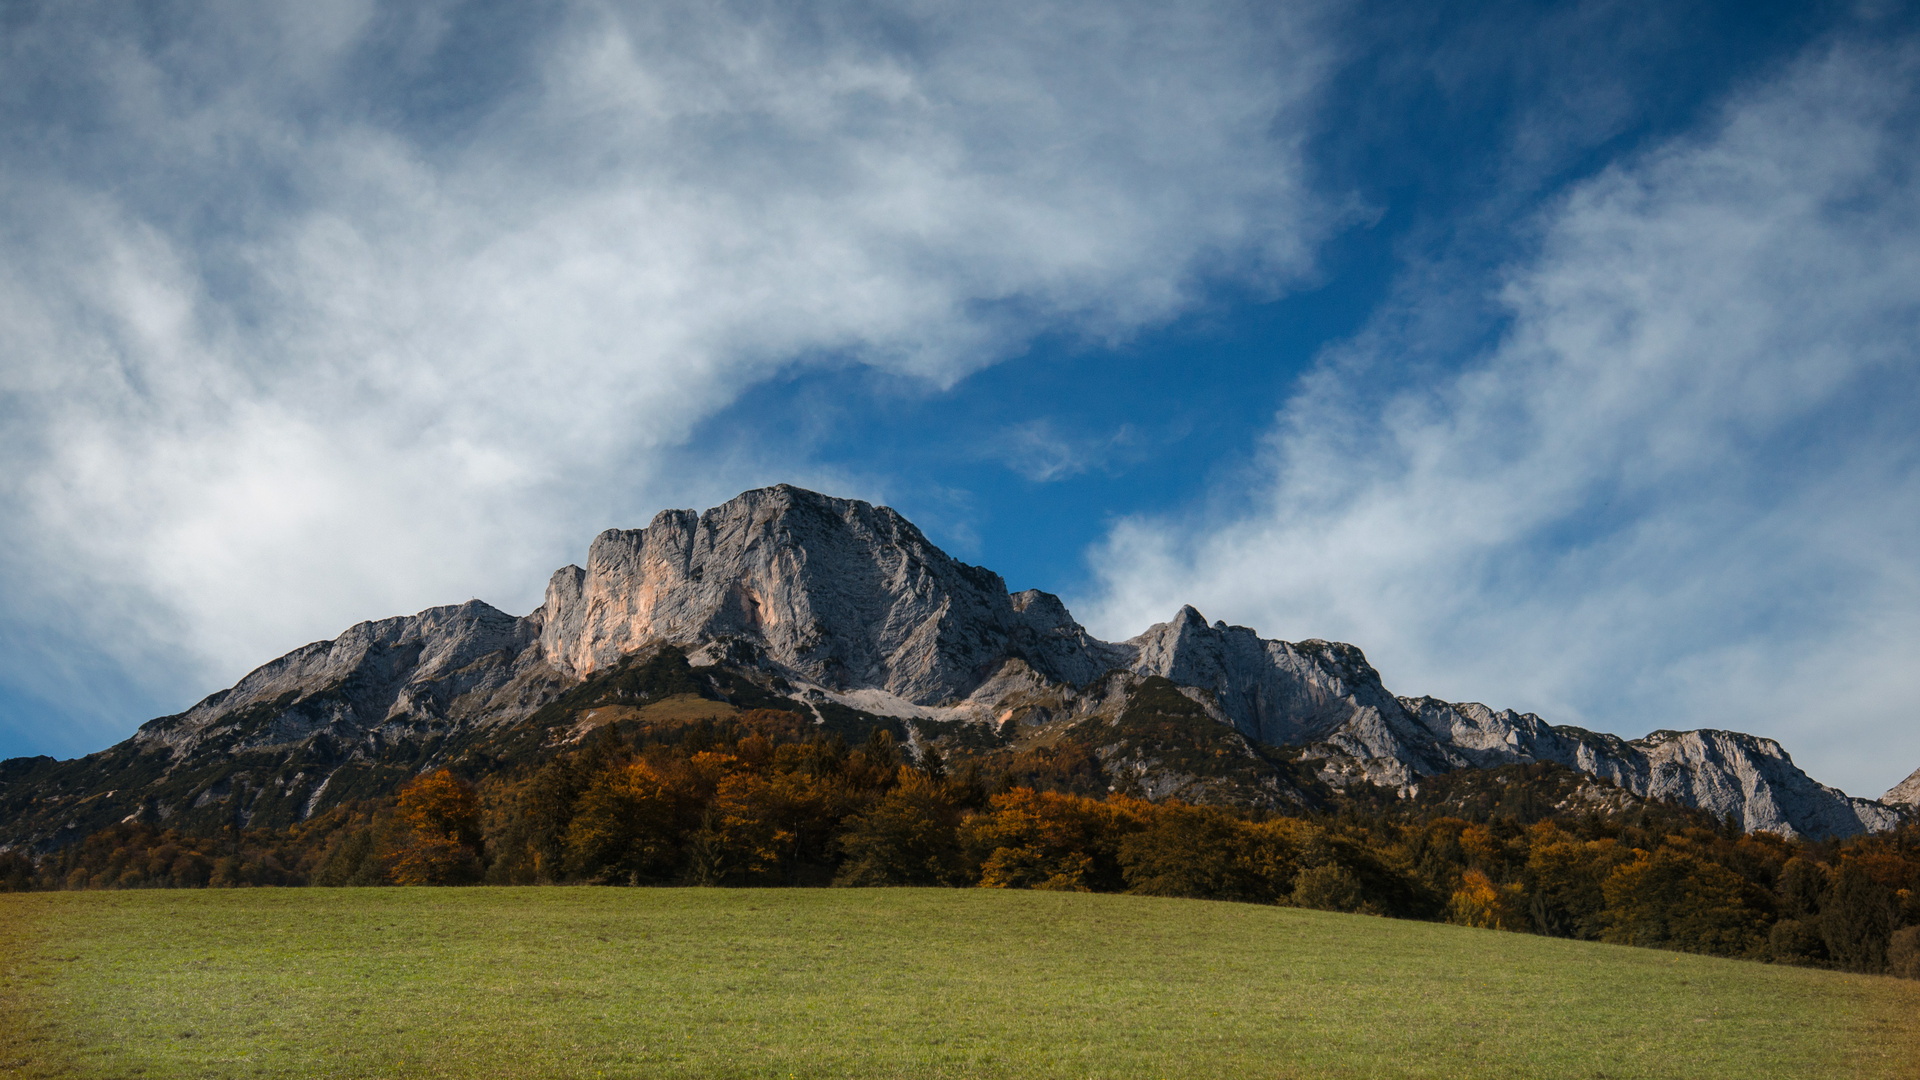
[2,0,1916,798]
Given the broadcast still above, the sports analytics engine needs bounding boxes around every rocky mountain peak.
[1119,606,1402,747]
[133,598,537,758]
[3,483,1906,850]
[1886,766,1920,809]
[536,485,1029,704]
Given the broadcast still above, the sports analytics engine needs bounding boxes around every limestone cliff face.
[0,600,563,850]
[4,484,1905,846]
[1393,702,1903,837]
[135,599,552,760]
[1115,606,1403,747]
[1105,608,1902,837]
[1886,767,1920,810]
[534,485,1115,702]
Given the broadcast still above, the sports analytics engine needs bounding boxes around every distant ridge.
[0,485,1907,850]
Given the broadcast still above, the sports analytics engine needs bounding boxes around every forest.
[4,700,1917,980]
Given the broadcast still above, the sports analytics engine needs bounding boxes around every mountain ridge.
[0,484,1907,850]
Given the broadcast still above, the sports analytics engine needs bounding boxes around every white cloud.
[0,1,1336,746]
[986,419,1142,483]
[1082,38,1920,798]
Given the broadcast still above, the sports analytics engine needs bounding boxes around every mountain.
[0,485,1906,850]
[1886,767,1920,810]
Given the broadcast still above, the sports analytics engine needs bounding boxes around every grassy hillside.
[3,890,1915,1080]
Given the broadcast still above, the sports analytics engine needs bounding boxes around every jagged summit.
[0,484,1907,849]
[1886,766,1920,810]
[534,485,1114,701]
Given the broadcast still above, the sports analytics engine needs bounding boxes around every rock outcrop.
[1116,605,1401,747]
[535,486,1121,701]
[1,484,1905,847]
[137,600,553,762]
[1886,767,1920,810]
[1102,605,1902,837]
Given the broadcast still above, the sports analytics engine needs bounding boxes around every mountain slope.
[0,485,1905,849]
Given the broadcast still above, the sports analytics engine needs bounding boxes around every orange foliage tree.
[564,760,679,884]
[964,788,1145,892]
[387,769,483,885]
[1447,868,1526,929]
[834,767,972,886]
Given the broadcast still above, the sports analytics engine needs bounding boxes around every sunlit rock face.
[5,484,1907,847]
[1382,706,1905,838]
[1572,729,1903,837]
[1886,767,1920,810]
[535,484,1120,703]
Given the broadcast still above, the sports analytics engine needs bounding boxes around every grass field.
[3,888,1915,1079]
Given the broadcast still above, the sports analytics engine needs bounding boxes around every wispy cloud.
[986,419,1143,483]
[1082,37,1920,797]
[0,1,1338,749]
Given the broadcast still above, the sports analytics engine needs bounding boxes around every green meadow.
[2,888,1915,1079]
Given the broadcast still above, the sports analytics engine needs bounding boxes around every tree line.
[3,707,1915,977]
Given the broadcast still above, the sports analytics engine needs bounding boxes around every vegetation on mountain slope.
[3,648,1917,978]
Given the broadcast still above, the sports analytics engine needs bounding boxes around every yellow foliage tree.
[685,771,789,886]
[834,767,971,886]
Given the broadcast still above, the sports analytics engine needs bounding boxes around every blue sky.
[2,0,1916,798]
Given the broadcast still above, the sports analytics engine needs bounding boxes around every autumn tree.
[0,850,35,891]
[683,768,823,886]
[311,815,387,887]
[1524,825,1622,939]
[1448,868,1527,930]
[1820,861,1895,972]
[1117,803,1305,903]
[1765,855,1831,964]
[499,754,598,883]
[834,768,971,886]
[964,788,1144,892]
[1600,847,1767,955]
[1888,925,1920,979]
[564,760,680,884]
[386,769,483,886]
